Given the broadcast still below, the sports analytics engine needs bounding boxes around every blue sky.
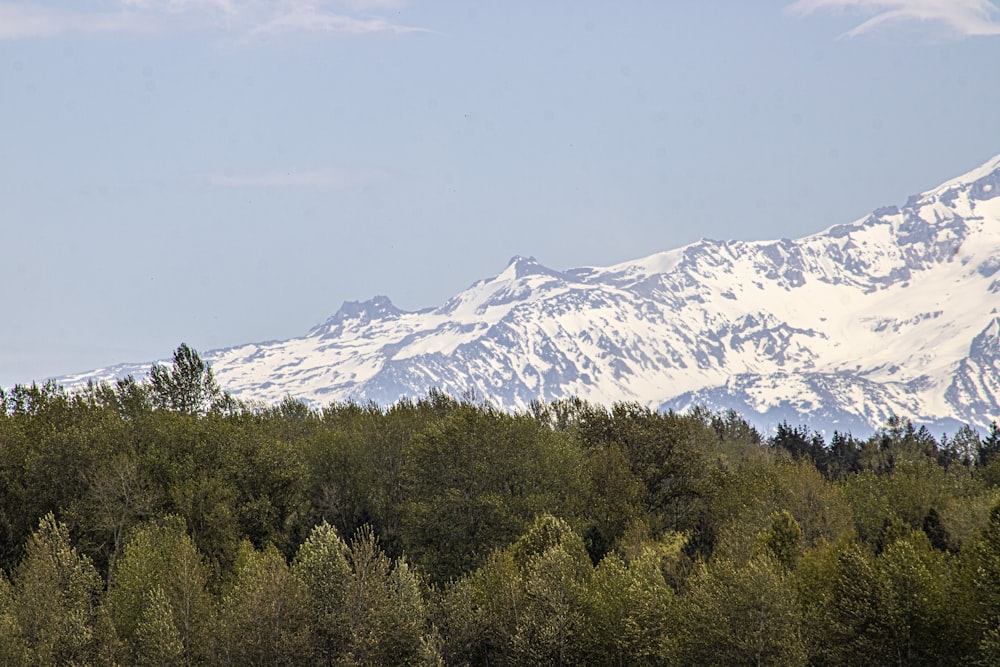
[3,0,1000,385]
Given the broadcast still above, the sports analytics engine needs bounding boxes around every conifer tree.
[979,421,1000,468]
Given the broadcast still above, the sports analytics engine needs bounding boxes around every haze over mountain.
[57,154,1000,435]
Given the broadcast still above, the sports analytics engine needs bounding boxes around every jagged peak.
[913,152,1000,204]
[309,295,404,335]
[498,255,565,280]
[507,254,534,267]
[977,317,1000,340]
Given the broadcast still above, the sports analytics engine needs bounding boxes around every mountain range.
[58,154,1000,435]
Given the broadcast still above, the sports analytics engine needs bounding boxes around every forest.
[2,344,1000,666]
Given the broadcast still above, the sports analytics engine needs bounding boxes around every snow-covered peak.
[919,152,1000,202]
[583,246,689,284]
[50,152,1000,435]
[309,296,405,337]
[500,255,567,281]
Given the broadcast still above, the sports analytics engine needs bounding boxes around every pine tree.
[979,421,1000,468]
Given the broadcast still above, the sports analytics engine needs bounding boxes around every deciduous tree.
[149,344,222,415]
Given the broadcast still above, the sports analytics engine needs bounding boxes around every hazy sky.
[4,0,1000,385]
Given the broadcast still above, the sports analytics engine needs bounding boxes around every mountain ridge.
[53,153,1000,435]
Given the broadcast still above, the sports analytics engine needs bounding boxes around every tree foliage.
[149,343,222,415]
[3,362,1000,665]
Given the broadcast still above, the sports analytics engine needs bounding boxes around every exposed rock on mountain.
[60,155,1000,434]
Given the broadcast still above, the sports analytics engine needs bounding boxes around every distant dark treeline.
[1,345,1000,665]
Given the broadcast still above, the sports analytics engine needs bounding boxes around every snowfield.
[58,155,1000,435]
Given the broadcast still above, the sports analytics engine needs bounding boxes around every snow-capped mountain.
[59,154,1000,435]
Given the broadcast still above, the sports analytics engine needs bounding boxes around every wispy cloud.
[787,0,1000,38]
[198,166,393,189]
[246,10,426,39]
[0,0,427,41]
[0,4,159,40]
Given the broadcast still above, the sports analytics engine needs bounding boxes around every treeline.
[2,345,1000,665]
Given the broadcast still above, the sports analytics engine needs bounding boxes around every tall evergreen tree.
[979,421,1000,469]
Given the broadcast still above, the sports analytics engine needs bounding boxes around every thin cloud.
[0,0,427,41]
[245,0,432,39]
[246,9,427,39]
[329,0,409,11]
[119,0,237,13]
[787,0,1000,37]
[199,166,393,190]
[0,4,161,39]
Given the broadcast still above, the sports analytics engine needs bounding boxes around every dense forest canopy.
[2,345,1000,665]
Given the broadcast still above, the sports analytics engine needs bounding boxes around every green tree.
[779,459,854,549]
[509,516,592,666]
[580,545,679,666]
[793,538,846,665]
[464,549,525,666]
[0,571,30,666]
[292,521,352,665]
[765,509,804,569]
[979,421,1000,469]
[579,554,632,666]
[149,344,222,415]
[219,541,314,666]
[583,442,645,561]
[433,575,481,666]
[401,406,588,582]
[976,621,1000,666]
[958,502,1000,655]
[604,404,716,535]
[108,516,215,665]
[876,530,952,665]
[72,448,156,586]
[133,585,185,667]
[679,554,807,666]
[770,422,826,470]
[705,455,793,563]
[10,513,111,665]
[512,545,590,666]
[340,526,438,666]
[942,424,981,468]
[826,544,896,665]
[859,415,938,474]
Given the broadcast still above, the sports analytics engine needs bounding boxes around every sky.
[3,0,1000,386]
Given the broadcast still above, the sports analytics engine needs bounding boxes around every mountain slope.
[59,154,1000,434]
